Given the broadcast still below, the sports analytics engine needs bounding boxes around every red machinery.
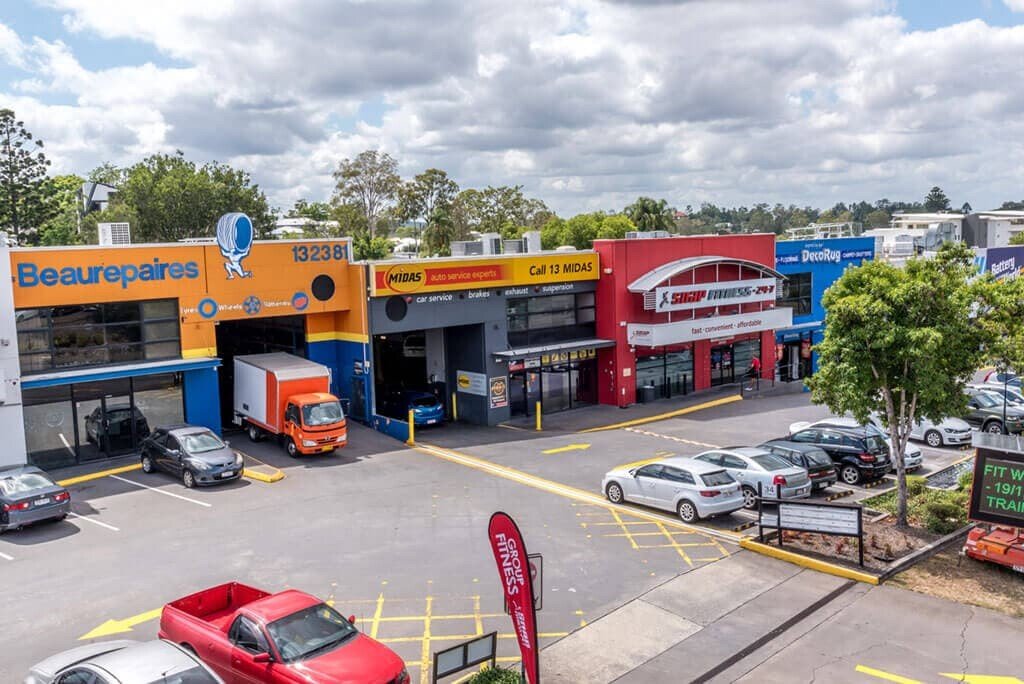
[963,525,1024,573]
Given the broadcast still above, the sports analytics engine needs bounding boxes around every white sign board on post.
[778,503,860,535]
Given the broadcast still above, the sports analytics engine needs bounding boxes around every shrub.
[958,470,974,491]
[906,476,928,497]
[923,501,966,535]
[468,667,523,684]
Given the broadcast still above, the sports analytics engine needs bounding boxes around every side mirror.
[348,614,357,624]
[628,469,637,478]
[171,449,181,458]
[252,652,272,664]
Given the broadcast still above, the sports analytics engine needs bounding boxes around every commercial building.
[0,219,367,469]
[964,211,1024,248]
[594,234,790,406]
[773,237,878,382]
[366,250,606,426]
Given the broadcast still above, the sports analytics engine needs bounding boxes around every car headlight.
[302,439,317,447]
[336,434,346,442]
[397,667,410,684]
[234,451,244,466]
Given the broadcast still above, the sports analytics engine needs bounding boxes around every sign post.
[487,512,540,684]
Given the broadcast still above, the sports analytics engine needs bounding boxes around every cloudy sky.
[1,0,1023,216]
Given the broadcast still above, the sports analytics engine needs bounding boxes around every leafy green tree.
[398,168,459,253]
[38,174,85,246]
[624,196,674,231]
[1010,232,1024,246]
[87,162,125,187]
[865,209,891,228]
[597,214,634,240]
[108,152,274,242]
[807,243,993,527]
[924,186,951,212]
[331,150,400,238]
[287,199,332,222]
[539,216,566,249]
[1000,200,1024,211]
[960,202,972,214]
[352,234,393,261]
[0,109,52,244]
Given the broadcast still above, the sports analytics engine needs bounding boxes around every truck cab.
[282,393,347,456]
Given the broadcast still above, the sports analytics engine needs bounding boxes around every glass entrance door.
[76,379,137,461]
[710,345,734,387]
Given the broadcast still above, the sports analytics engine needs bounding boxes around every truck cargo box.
[233,353,332,433]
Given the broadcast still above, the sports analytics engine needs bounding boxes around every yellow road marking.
[415,442,741,543]
[370,592,385,639]
[610,507,640,550]
[613,455,665,470]
[58,464,142,487]
[625,427,720,448]
[855,666,923,683]
[656,520,693,567]
[473,595,484,637]
[419,596,433,684]
[79,608,162,640]
[542,443,591,454]
[940,676,1024,683]
[579,394,742,432]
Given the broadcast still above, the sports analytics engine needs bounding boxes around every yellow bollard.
[451,392,458,422]
[535,401,542,431]
[407,409,415,446]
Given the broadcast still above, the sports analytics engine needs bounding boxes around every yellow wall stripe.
[181,347,217,359]
[307,331,369,344]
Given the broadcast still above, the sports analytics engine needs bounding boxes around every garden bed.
[770,518,939,572]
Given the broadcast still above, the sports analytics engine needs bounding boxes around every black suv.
[784,426,891,485]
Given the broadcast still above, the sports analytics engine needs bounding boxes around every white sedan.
[602,457,744,523]
[908,416,973,447]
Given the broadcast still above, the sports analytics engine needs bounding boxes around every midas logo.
[457,374,471,388]
[380,265,425,292]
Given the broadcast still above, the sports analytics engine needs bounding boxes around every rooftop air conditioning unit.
[503,239,525,254]
[480,233,502,255]
[523,230,541,253]
[98,222,131,246]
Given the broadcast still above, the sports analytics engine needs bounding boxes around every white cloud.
[1,0,1022,215]
[1005,0,1024,12]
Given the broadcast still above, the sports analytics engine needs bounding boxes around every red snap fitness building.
[593,233,791,407]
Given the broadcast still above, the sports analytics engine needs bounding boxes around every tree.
[597,214,634,240]
[0,109,52,244]
[924,186,951,212]
[109,152,274,242]
[352,234,393,261]
[287,199,331,222]
[38,174,85,246]
[865,209,891,228]
[960,202,972,215]
[87,162,125,187]
[331,150,400,238]
[999,200,1024,211]
[624,196,674,232]
[398,168,459,252]
[1009,231,1024,246]
[807,243,991,528]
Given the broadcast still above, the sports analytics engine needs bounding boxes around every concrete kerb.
[738,537,881,585]
[54,454,284,487]
[578,394,743,433]
[240,451,286,483]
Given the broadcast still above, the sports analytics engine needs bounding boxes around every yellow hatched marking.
[609,508,640,549]
[369,592,385,639]
[656,521,694,567]
[473,595,484,636]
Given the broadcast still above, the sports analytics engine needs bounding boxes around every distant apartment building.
[963,210,1024,248]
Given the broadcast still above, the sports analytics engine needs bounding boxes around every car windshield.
[150,665,221,684]
[412,396,438,407]
[974,393,999,408]
[302,401,344,426]
[181,432,226,454]
[752,454,793,471]
[805,449,833,467]
[700,470,734,486]
[0,472,54,495]
[267,603,357,664]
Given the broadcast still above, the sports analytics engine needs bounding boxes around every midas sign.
[372,253,598,295]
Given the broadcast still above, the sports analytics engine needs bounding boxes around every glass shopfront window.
[22,373,184,469]
[507,292,596,347]
[17,299,181,375]
[509,358,597,417]
[636,348,693,402]
[777,272,812,316]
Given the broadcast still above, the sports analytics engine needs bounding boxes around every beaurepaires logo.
[216,213,254,279]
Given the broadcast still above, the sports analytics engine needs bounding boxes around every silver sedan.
[25,639,223,684]
[694,447,811,509]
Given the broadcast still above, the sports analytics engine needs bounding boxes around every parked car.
[140,425,244,488]
[962,388,1024,434]
[982,370,1020,388]
[907,416,973,448]
[0,466,70,534]
[792,416,923,472]
[972,382,1024,406]
[84,404,150,443]
[25,639,223,683]
[158,582,409,684]
[602,457,744,523]
[406,391,445,426]
[402,334,426,358]
[784,424,891,485]
[693,447,811,508]
[759,440,838,491]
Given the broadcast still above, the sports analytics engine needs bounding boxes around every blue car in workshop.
[406,391,445,426]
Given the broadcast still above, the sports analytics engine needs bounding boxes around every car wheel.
[182,469,196,489]
[286,439,299,458]
[985,420,1005,434]
[141,455,155,473]
[51,514,67,524]
[840,465,861,485]
[925,430,943,448]
[677,499,699,523]
[741,486,758,509]
[606,482,624,504]
[247,424,262,442]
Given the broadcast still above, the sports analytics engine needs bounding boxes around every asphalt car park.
[0,393,982,681]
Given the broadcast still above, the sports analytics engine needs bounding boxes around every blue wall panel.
[184,367,222,435]
[307,339,372,424]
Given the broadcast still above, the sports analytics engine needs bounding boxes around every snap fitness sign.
[652,277,776,313]
[371,252,598,296]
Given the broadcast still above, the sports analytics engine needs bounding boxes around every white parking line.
[110,475,212,507]
[0,550,13,561]
[68,512,120,531]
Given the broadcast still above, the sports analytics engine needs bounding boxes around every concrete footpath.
[541,551,1024,683]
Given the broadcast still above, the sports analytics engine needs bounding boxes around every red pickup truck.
[159,582,408,684]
